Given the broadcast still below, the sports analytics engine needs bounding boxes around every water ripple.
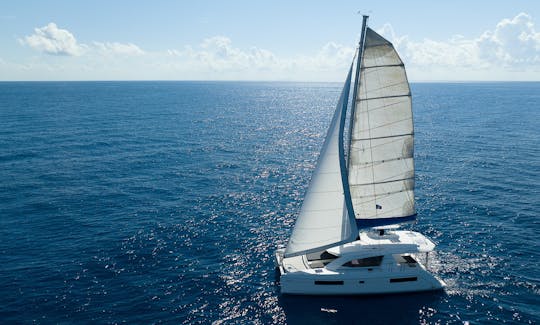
[0,81,538,324]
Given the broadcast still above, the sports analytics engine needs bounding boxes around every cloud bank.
[21,23,144,57]
[92,42,144,56]
[379,12,540,80]
[164,36,354,80]
[10,13,540,81]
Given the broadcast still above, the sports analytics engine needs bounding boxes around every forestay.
[348,28,416,227]
[284,65,357,258]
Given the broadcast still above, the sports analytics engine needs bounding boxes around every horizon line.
[1,79,539,83]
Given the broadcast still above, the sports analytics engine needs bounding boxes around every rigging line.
[357,115,413,133]
[364,43,393,49]
[351,138,413,153]
[356,78,409,94]
[351,188,414,200]
[350,176,415,186]
[348,18,366,169]
[350,155,411,166]
[346,46,360,166]
[337,63,356,238]
[354,132,414,141]
[397,54,416,216]
[358,93,410,102]
[363,52,379,219]
[352,97,409,115]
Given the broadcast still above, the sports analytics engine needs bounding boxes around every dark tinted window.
[342,255,383,267]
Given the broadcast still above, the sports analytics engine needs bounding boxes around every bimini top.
[327,231,436,257]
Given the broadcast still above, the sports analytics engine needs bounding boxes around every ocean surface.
[0,81,538,324]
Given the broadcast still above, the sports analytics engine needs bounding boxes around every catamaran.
[275,16,445,295]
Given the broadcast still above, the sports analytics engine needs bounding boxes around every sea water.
[0,81,538,323]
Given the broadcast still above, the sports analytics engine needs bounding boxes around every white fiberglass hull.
[275,231,445,295]
[277,263,444,295]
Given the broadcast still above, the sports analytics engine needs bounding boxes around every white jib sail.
[284,66,356,258]
[349,28,416,225]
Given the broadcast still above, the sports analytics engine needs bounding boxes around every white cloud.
[378,12,540,79]
[162,36,353,80]
[189,36,279,71]
[477,13,540,66]
[309,42,355,70]
[159,36,283,79]
[21,22,145,58]
[21,23,85,56]
[92,42,145,56]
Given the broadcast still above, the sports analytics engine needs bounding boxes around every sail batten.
[351,176,415,187]
[362,63,404,69]
[354,133,414,141]
[358,94,410,101]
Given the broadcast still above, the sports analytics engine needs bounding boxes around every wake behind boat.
[275,16,445,295]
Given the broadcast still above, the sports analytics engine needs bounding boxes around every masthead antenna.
[357,10,373,17]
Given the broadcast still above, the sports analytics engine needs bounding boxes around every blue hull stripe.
[356,214,417,228]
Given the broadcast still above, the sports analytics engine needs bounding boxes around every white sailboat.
[275,16,445,295]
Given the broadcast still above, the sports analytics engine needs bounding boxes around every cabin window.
[342,256,383,267]
[307,250,338,269]
[307,251,338,262]
[314,280,343,285]
[394,254,418,267]
[390,277,417,283]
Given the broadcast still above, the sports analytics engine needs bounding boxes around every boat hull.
[275,248,445,295]
[278,271,444,295]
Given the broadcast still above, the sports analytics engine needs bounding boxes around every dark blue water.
[0,81,538,324]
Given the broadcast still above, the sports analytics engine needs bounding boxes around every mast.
[340,15,369,226]
[348,15,369,165]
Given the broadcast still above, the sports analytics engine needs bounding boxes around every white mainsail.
[284,66,357,258]
[348,28,416,227]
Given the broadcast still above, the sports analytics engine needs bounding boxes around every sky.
[1,0,540,82]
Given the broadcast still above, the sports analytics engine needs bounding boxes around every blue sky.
[1,0,539,81]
